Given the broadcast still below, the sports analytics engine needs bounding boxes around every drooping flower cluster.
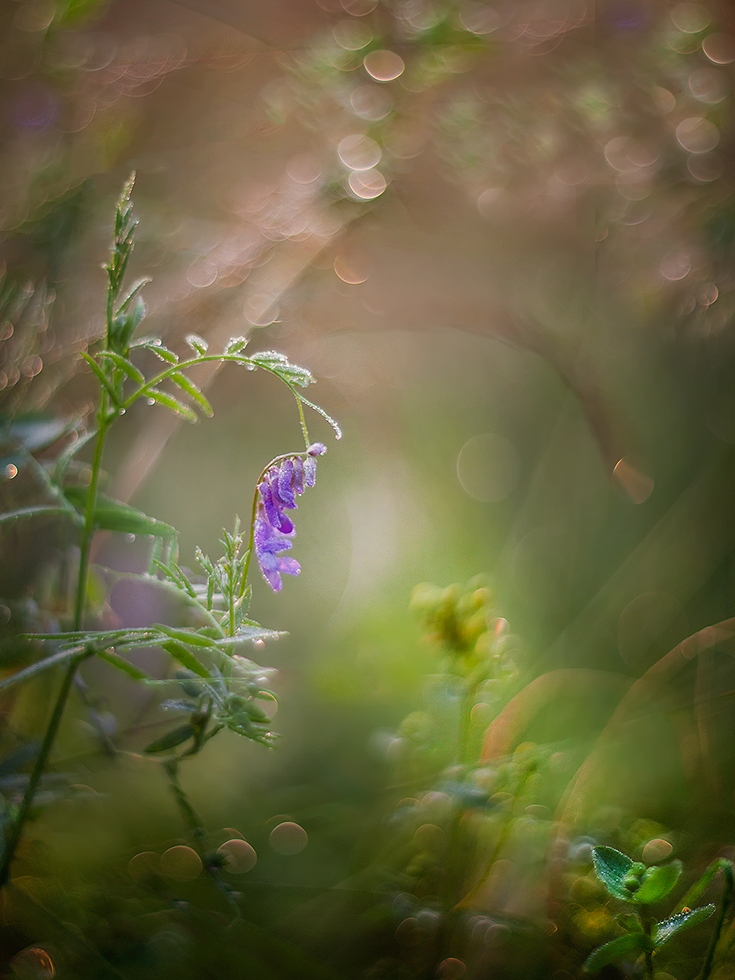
[253,442,326,591]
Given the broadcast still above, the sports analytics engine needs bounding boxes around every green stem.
[641,910,654,980]
[0,421,109,888]
[0,650,90,888]
[73,421,109,631]
[699,860,734,980]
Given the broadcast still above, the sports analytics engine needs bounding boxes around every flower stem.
[0,421,109,888]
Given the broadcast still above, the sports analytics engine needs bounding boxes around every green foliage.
[0,174,338,888]
[585,845,730,977]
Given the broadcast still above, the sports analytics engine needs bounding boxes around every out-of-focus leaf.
[96,649,150,681]
[161,640,209,679]
[63,486,176,537]
[654,904,715,947]
[583,932,651,973]
[144,723,194,754]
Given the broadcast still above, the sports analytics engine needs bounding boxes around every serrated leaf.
[147,389,198,423]
[143,341,178,364]
[584,932,651,973]
[144,723,195,754]
[635,861,683,904]
[161,640,209,678]
[185,334,208,354]
[169,372,214,417]
[63,486,176,538]
[225,337,248,354]
[654,904,715,948]
[592,846,636,901]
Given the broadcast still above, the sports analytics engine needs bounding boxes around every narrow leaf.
[225,337,248,354]
[154,625,218,649]
[0,646,85,692]
[294,392,342,439]
[169,372,214,417]
[185,334,208,354]
[116,277,151,316]
[98,351,145,384]
[63,486,176,538]
[96,649,150,681]
[146,389,198,423]
[584,932,651,973]
[143,341,178,364]
[80,352,119,404]
[161,640,209,679]
[654,904,716,948]
[144,724,195,754]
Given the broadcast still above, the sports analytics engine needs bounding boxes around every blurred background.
[2,0,735,976]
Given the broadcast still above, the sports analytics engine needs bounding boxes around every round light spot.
[186,259,218,289]
[341,0,377,13]
[687,152,724,182]
[160,845,202,881]
[642,838,673,864]
[333,20,373,50]
[218,838,257,874]
[702,33,735,64]
[413,823,443,849]
[671,3,710,33]
[128,850,159,881]
[676,116,719,153]
[348,169,387,200]
[363,49,405,81]
[9,947,55,979]
[269,821,308,855]
[688,67,728,103]
[460,5,502,34]
[286,155,322,184]
[350,84,393,120]
[456,433,520,503]
[437,957,466,979]
[334,254,370,284]
[337,133,381,170]
[244,293,279,326]
[5,463,18,479]
[652,86,676,114]
[612,457,654,502]
[659,251,691,281]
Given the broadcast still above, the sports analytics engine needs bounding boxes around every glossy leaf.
[592,846,635,901]
[635,861,683,904]
[654,904,715,947]
[185,334,208,354]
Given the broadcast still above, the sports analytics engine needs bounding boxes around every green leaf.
[115,277,151,316]
[592,846,636,901]
[146,389,198,423]
[144,723,195,754]
[154,625,218,648]
[217,624,285,646]
[143,341,178,363]
[63,486,176,538]
[583,932,651,973]
[248,350,315,387]
[161,640,209,679]
[294,392,342,439]
[169,372,214,417]
[635,861,683,904]
[80,352,119,403]
[185,334,208,354]
[98,350,145,384]
[96,649,150,681]
[654,904,716,948]
[225,337,248,354]
[0,646,86,692]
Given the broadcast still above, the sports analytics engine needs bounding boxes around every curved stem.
[698,860,734,980]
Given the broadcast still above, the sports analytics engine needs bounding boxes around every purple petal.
[304,455,317,487]
[292,456,305,494]
[307,442,327,457]
[277,458,296,508]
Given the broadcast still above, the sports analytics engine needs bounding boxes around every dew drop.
[118,408,126,415]
[4,463,18,479]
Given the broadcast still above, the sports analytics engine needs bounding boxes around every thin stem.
[73,421,109,631]
[641,910,654,980]
[0,650,90,888]
[0,420,109,888]
[699,861,734,980]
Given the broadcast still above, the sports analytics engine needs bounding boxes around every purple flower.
[253,445,327,591]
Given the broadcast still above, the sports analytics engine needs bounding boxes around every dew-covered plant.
[0,175,339,891]
[585,845,733,978]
